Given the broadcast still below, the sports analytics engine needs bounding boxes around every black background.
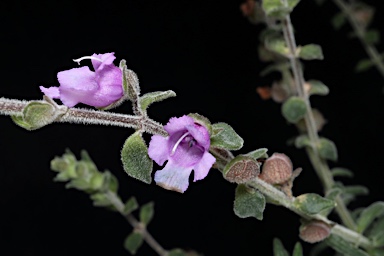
[1,0,384,255]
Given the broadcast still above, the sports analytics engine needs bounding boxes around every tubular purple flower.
[148,115,216,193]
[40,53,123,108]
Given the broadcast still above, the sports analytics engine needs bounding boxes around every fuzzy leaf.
[317,138,338,161]
[245,148,268,160]
[292,242,303,256]
[326,188,342,200]
[140,90,176,112]
[324,234,369,256]
[123,197,139,215]
[357,202,384,233]
[294,135,311,149]
[331,167,354,178]
[355,59,374,72]
[120,60,140,100]
[168,249,187,256]
[282,96,307,123]
[343,185,369,196]
[140,202,154,226]
[265,37,290,57]
[364,29,380,45]
[124,232,144,255]
[101,171,118,193]
[298,44,324,60]
[294,193,336,215]
[210,122,244,150]
[234,184,266,220]
[121,132,153,184]
[331,13,346,30]
[90,193,111,207]
[273,238,289,256]
[307,80,329,96]
[368,216,384,247]
[189,113,212,134]
[262,0,299,18]
[223,155,260,184]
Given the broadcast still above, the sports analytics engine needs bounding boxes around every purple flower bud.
[40,53,123,108]
[148,115,216,193]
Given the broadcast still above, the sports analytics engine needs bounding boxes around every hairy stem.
[106,191,169,256]
[0,97,167,136]
[280,4,357,230]
[333,0,384,80]
[246,178,372,249]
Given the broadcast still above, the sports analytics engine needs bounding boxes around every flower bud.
[259,153,292,184]
[299,221,331,243]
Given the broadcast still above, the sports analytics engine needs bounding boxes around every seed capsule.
[299,221,331,243]
[259,153,292,184]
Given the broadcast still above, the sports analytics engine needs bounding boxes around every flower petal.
[148,135,170,166]
[91,52,116,71]
[93,65,123,105]
[193,151,216,181]
[57,66,99,107]
[186,124,210,150]
[164,115,195,134]
[39,86,60,99]
[154,160,193,193]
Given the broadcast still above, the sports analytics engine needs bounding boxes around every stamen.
[73,56,103,65]
[170,132,190,156]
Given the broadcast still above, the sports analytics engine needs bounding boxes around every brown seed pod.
[299,221,331,243]
[223,155,260,184]
[259,153,293,184]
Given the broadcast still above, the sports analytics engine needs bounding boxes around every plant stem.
[106,191,169,256]
[0,97,167,136]
[333,0,384,80]
[280,5,357,230]
[246,177,372,249]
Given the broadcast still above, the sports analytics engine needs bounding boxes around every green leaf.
[101,171,119,193]
[368,216,384,247]
[234,184,266,220]
[124,232,144,255]
[331,13,346,30]
[245,148,268,160]
[120,59,140,100]
[140,90,176,112]
[123,197,139,215]
[292,242,303,256]
[168,249,187,256]
[317,138,338,161]
[90,193,111,207]
[273,238,289,256]
[262,0,300,18]
[223,155,260,184]
[188,113,212,134]
[294,193,335,215]
[210,122,244,150]
[355,58,374,72]
[294,135,311,149]
[140,202,154,226]
[307,80,329,96]
[265,37,290,57]
[12,100,64,131]
[331,167,354,178]
[298,44,324,60]
[121,131,153,184]
[325,187,342,200]
[357,201,384,233]
[364,29,380,45]
[324,234,369,256]
[343,185,369,196]
[282,96,307,123]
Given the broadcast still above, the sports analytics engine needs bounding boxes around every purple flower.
[40,53,123,108]
[148,115,216,193]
